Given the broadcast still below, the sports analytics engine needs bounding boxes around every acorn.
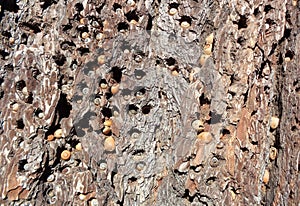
[96,33,104,41]
[269,147,277,161]
[104,136,116,151]
[203,44,212,55]
[180,21,190,29]
[100,82,108,89]
[169,8,177,15]
[111,84,120,95]
[130,19,138,25]
[12,103,19,112]
[102,126,111,135]
[81,32,89,39]
[54,129,63,138]
[199,54,210,66]
[197,132,212,143]
[205,33,214,44]
[171,70,179,76]
[104,119,112,127]
[79,194,86,200]
[263,169,269,184]
[47,134,55,141]
[61,150,71,160]
[192,120,204,131]
[75,143,82,151]
[97,55,105,65]
[270,116,279,129]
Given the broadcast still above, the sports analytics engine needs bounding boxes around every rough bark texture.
[0,0,299,205]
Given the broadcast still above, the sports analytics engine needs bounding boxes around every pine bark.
[0,0,299,205]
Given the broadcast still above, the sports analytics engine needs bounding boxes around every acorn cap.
[104,136,116,151]
[197,132,212,143]
[104,119,112,127]
[54,129,63,138]
[270,116,279,129]
[61,150,71,160]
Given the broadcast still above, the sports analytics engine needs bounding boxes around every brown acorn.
[104,136,116,151]
[61,150,71,160]
[197,132,212,144]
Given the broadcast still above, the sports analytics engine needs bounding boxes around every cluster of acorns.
[47,129,82,161]
[102,119,116,152]
[199,33,214,66]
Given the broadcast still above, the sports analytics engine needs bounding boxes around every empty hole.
[25,93,33,104]
[180,16,192,24]
[285,50,294,59]
[165,57,176,66]
[237,15,248,29]
[264,5,273,13]
[221,129,230,135]
[128,104,138,112]
[169,3,179,8]
[111,66,123,83]
[125,10,139,22]
[53,54,66,66]
[142,105,151,114]
[102,107,112,117]
[16,119,25,129]
[118,22,129,31]
[146,14,153,31]
[75,3,83,12]
[16,80,26,90]
[113,3,122,11]
[77,47,89,55]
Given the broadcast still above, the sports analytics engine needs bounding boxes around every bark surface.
[0,0,299,205]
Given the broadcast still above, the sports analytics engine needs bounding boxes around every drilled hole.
[118,22,129,31]
[142,105,151,114]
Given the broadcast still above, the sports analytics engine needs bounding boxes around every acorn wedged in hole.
[61,150,71,160]
[104,136,116,151]
[197,132,212,143]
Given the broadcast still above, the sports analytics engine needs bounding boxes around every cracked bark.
[0,0,299,205]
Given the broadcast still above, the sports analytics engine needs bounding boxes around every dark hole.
[62,24,73,31]
[199,93,210,105]
[2,31,11,38]
[128,176,137,182]
[125,10,139,22]
[111,66,123,83]
[135,87,146,95]
[132,149,144,156]
[237,36,245,45]
[142,105,151,114]
[21,22,41,33]
[285,50,294,59]
[165,57,176,66]
[169,3,180,8]
[254,7,260,16]
[102,107,112,118]
[56,93,72,119]
[128,104,139,112]
[18,159,28,171]
[0,90,4,99]
[113,3,122,11]
[182,189,195,202]
[221,129,230,135]
[75,3,84,12]
[99,79,107,86]
[206,176,217,185]
[77,47,90,55]
[0,77,3,85]
[106,92,113,100]
[53,54,66,66]
[77,26,89,32]
[20,33,28,44]
[16,80,26,90]
[34,108,43,116]
[41,0,56,10]
[4,64,14,72]
[264,5,273,13]
[180,16,192,24]
[1,0,19,12]
[32,68,40,79]
[237,15,248,29]
[0,50,9,59]
[25,92,33,104]
[118,22,129,31]
[16,119,25,129]
[146,14,153,31]
[283,28,291,39]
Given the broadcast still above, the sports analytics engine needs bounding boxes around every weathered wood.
[0,0,299,205]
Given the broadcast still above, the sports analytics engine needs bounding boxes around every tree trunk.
[0,0,299,205]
